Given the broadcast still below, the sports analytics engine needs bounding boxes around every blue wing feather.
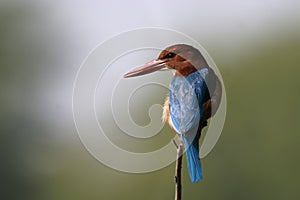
[169,68,208,182]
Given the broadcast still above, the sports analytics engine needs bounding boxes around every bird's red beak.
[123,59,166,78]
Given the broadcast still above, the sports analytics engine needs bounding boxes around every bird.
[124,44,222,182]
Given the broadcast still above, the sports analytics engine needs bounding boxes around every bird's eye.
[164,52,176,59]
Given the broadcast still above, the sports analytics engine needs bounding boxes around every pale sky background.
[53,0,299,60]
[2,0,299,135]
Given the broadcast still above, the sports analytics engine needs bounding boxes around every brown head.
[124,44,208,77]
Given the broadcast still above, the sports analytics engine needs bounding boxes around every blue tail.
[182,136,202,182]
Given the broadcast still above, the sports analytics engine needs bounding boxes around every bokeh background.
[1,0,300,199]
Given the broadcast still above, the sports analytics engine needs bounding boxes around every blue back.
[169,68,208,134]
[169,68,208,182]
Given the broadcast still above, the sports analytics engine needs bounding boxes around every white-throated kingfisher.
[124,44,222,182]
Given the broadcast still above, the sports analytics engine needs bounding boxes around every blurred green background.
[1,1,300,200]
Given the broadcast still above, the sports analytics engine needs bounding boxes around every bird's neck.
[174,67,197,77]
[174,61,207,77]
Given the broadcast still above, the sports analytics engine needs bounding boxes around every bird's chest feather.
[168,68,208,134]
